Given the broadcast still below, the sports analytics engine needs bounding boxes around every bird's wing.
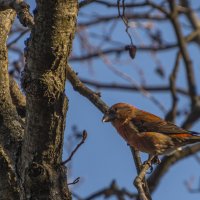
[131,110,196,136]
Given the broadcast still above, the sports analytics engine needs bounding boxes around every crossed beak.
[102,113,115,122]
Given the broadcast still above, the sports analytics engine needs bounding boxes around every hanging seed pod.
[125,44,137,59]
[155,66,165,78]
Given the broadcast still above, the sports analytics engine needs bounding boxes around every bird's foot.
[142,160,153,174]
[151,156,161,165]
[146,165,154,174]
[142,155,161,174]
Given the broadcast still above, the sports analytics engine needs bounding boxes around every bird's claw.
[142,160,154,174]
[147,165,154,174]
[151,156,161,165]
[142,156,161,174]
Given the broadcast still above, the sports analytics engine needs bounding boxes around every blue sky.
[67,1,200,200]
[13,1,200,199]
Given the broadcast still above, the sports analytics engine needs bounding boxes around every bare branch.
[169,1,197,105]
[79,180,137,200]
[7,29,29,47]
[9,76,26,118]
[180,0,200,45]
[165,51,181,122]
[68,177,80,185]
[101,55,166,113]
[78,13,167,27]
[130,148,152,200]
[0,146,20,199]
[66,64,109,113]
[0,0,34,28]
[81,78,189,96]
[184,176,200,193]
[83,0,148,8]
[117,0,134,46]
[181,104,200,129]
[148,144,200,193]
[79,0,96,8]
[134,155,154,200]
[62,130,87,165]
[69,44,176,62]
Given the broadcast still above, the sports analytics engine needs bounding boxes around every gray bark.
[0,0,78,199]
[0,9,23,200]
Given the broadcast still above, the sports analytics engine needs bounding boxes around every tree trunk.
[0,0,78,199]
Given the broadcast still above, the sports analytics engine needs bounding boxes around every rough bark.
[0,9,24,199]
[19,0,78,199]
[9,76,26,118]
[0,0,34,28]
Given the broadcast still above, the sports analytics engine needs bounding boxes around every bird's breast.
[112,120,138,142]
[112,120,175,155]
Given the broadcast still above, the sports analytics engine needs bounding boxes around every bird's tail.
[187,132,200,144]
[190,131,200,136]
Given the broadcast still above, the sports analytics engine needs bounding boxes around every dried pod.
[125,45,137,59]
[155,66,165,78]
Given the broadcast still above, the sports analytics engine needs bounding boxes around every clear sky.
[14,1,200,199]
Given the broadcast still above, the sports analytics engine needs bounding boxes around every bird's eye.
[109,109,116,114]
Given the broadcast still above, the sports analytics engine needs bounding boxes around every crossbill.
[102,103,200,156]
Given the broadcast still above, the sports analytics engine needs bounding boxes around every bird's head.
[102,103,136,123]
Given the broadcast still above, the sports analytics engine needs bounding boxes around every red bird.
[102,103,200,156]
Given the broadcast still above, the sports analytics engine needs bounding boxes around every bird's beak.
[102,113,115,122]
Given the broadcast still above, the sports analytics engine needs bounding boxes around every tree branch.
[0,0,34,28]
[62,130,87,165]
[180,0,200,45]
[66,64,109,113]
[169,1,197,105]
[134,155,154,200]
[81,78,188,96]
[165,51,181,122]
[0,146,20,200]
[9,76,26,118]
[148,144,200,193]
[130,148,152,200]
[0,9,24,199]
[75,180,137,200]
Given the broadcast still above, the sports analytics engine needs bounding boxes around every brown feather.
[133,109,189,135]
[104,103,200,155]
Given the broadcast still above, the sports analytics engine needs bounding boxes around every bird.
[102,102,200,157]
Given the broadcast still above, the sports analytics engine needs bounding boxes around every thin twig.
[81,78,188,96]
[101,54,167,113]
[7,29,29,47]
[62,130,87,165]
[78,180,137,200]
[79,0,96,8]
[117,0,134,45]
[68,177,80,185]
[184,176,200,193]
[165,51,181,122]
